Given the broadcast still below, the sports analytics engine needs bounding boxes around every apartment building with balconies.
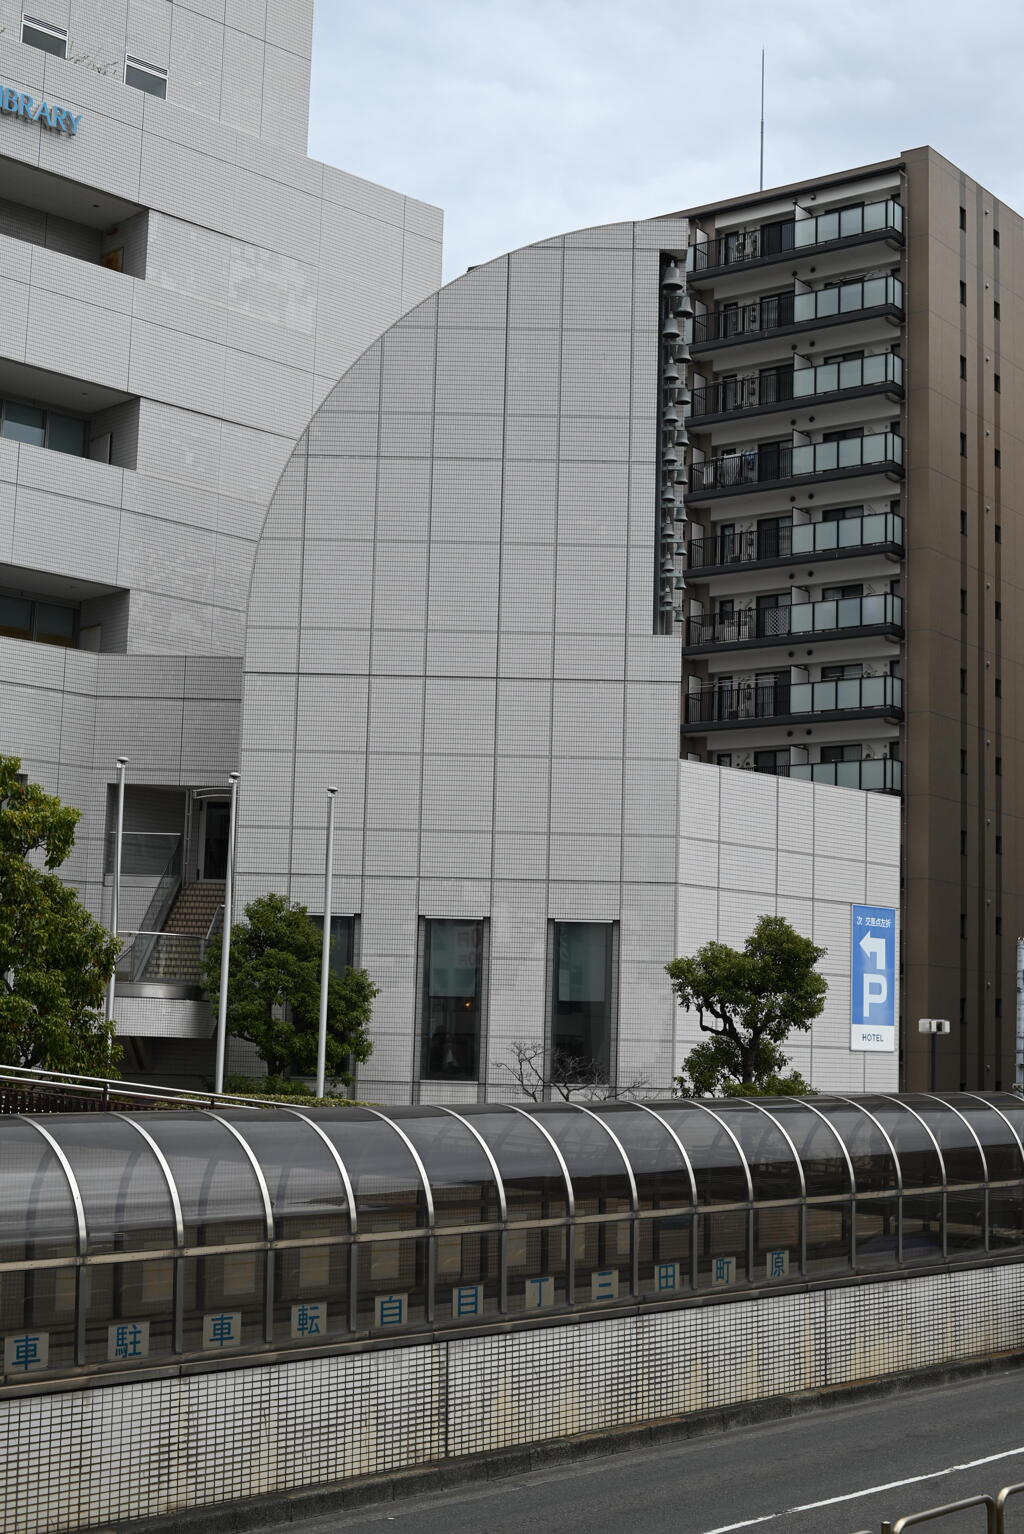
[669,148,1023,1091]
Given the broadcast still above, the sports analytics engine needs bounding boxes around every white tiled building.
[238,217,900,1101]
[0,1,442,1072]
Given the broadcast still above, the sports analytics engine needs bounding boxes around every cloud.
[309,0,1024,282]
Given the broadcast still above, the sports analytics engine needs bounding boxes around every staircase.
[142,880,225,985]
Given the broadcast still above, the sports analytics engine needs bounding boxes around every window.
[994,300,1001,320]
[959,206,967,231]
[820,744,863,763]
[996,677,1002,697]
[960,669,967,694]
[960,914,967,939]
[822,504,864,522]
[0,592,76,648]
[960,433,967,457]
[994,228,1001,247]
[753,748,789,773]
[960,355,967,380]
[821,663,863,681]
[995,449,1001,467]
[996,916,1003,935]
[996,601,1002,619]
[960,589,967,612]
[551,922,615,1084]
[995,524,1002,543]
[996,836,1003,855]
[996,756,1002,776]
[961,510,967,535]
[0,398,88,457]
[125,56,168,98]
[960,830,967,855]
[715,752,733,768]
[822,583,863,601]
[307,914,355,975]
[420,919,484,1081]
[960,281,967,306]
[995,373,1001,393]
[22,14,67,56]
[961,750,967,774]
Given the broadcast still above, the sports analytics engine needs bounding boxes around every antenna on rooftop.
[759,49,765,191]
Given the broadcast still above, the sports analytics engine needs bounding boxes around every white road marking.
[699,1442,1024,1533]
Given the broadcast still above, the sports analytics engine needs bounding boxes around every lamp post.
[106,757,128,1024]
[316,787,338,1100]
[213,771,240,1095]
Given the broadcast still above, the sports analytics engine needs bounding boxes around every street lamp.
[316,787,338,1100]
[106,757,128,1024]
[213,771,240,1095]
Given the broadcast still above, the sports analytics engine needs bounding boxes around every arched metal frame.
[0,1092,1022,1382]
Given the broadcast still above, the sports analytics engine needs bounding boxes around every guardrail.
[0,1062,282,1111]
[848,1477,1024,1532]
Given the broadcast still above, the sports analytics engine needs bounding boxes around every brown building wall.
[902,146,1024,1089]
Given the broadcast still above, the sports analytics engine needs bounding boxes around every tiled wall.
[2,1263,1020,1534]
[239,214,899,1101]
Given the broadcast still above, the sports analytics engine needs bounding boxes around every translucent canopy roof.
[1,1094,1021,1258]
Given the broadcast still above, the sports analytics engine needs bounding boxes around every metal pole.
[316,787,338,1099]
[759,49,765,191]
[213,771,240,1095]
[106,757,128,1023]
[1016,936,1024,1090]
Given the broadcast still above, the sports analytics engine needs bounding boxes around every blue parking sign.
[850,904,896,1051]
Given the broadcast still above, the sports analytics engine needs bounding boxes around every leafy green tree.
[667,915,826,1096]
[0,755,121,1072]
[204,892,376,1084]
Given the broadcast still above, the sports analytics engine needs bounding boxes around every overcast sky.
[310,1,1024,283]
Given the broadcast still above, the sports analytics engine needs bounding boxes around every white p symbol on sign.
[863,974,887,1014]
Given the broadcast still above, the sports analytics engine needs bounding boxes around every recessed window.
[996,756,1002,776]
[420,919,484,1081]
[961,749,967,774]
[960,588,967,613]
[960,355,967,380]
[960,829,967,855]
[22,14,67,57]
[960,669,967,694]
[960,281,967,305]
[960,432,967,457]
[125,55,168,99]
[0,398,87,457]
[995,373,1001,393]
[995,448,1001,467]
[994,300,1001,320]
[996,601,1002,619]
[961,509,967,535]
[995,676,1002,697]
[0,591,77,648]
[551,921,615,1084]
[997,836,1003,855]
[996,916,1003,935]
[959,206,967,231]
[308,914,355,975]
[995,523,1002,543]
[960,914,967,939]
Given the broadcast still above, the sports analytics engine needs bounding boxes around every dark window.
[959,207,967,231]
[960,355,967,380]
[996,836,1003,855]
[307,914,355,975]
[0,398,87,457]
[995,300,1001,320]
[994,228,1001,247]
[715,752,733,767]
[0,592,77,648]
[996,601,1002,619]
[22,15,67,56]
[820,743,863,763]
[420,919,484,1081]
[995,373,1001,392]
[961,750,967,774]
[822,583,863,600]
[960,281,967,305]
[996,756,1002,776]
[961,510,967,535]
[960,829,967,855]
[960,588,967,613]
[960,914,967,939]
[995,523,1002,542]
[960,669,967,693]
[960,433,967,457]
[551,922,615,1084]
[995,677,1002,697]
[125,56,168,98]
[996,916,1003,935]
[995,449,1001,467]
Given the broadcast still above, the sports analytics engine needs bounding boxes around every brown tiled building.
[673,146,1021,1090]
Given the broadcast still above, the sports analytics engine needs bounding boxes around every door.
[756,516,792,560]
[199,799,230,880]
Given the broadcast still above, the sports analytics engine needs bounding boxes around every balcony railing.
[687,511,904,571]
[689,199,904,274]
[116,931,210,987]
[684,593,903,648]
[791,758,902,792]
[684,675,902,726]
[688,432,904,494]
[105,831,182,878]
[690,352,903,420]
[691,276,904,346]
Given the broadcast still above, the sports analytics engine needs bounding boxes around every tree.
[500,1040,651,1103]
[204,892,376,1085]
[666,915,826,1097]
[0,755,121,1072]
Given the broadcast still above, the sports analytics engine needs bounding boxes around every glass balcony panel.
[790,684,811,712]
[861,594,885,624]
[861,277,884,308]
[836,597,861,628]
[815,600,838,630]
[861,760,886,790]
[891,432,903,463]
[793,292,814,323]
[816,288,840,317]
[892,354,903,384]
[790,602,813,633]
[816,521,839,550]
[838,438,861,467]
[837,359,858,389]
[793,219,815,247]
[817,211,840,242]
[790,523,812,553]
[863,201,885,232]
[835,679,858,709]
[860,435,883,464]
[892,201,905,232]
[861,677,883,708]
[840,207,862,237]
[791,445,813,475]
[837,517,861,547]
[839,282,863,312]
[861,355,883,385]
[793,369,815,397]
[835,761,860,788]
[859,513,883,543]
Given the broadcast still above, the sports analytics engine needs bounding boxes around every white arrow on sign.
[859,931,886,969]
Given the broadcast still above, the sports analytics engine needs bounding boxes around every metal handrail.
[881,1492,996,1532]
[0,1062,286,1110]
[994,1482,1024,1524]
